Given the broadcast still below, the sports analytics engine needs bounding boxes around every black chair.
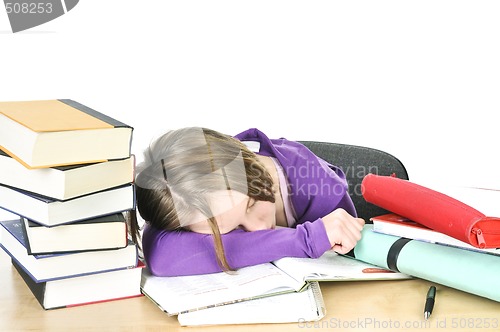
[299,141,409,222]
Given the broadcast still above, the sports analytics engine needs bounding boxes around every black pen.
[424,286,436,320]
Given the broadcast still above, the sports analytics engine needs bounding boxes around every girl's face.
[188,190,277,234]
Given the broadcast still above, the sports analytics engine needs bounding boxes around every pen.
[424,286,436,320]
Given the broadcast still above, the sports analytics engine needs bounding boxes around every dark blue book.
[0,219,138,282]
[12,258,144,310]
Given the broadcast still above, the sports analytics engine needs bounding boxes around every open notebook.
[141,250,411,324]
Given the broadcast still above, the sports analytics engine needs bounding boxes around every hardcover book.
[0,219,138,282]
[0,183,135,226]
[0,99,133,169]
[13,259,144,310]
[22,213,128,255]
[0,150,134,200]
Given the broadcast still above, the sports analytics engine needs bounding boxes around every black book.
[22,213,128,255]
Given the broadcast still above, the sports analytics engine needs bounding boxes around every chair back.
[299,141,409,222]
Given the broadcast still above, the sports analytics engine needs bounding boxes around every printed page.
[273,250,411,283]
[141,262,301,315]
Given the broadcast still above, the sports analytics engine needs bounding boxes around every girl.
[130,127,364,276]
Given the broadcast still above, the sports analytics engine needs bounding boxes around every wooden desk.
[1,250,500,332]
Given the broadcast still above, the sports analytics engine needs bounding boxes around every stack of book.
[354,174,500,302]
[0,99,143,310]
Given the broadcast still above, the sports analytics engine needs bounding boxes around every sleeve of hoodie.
[142,219,331,277]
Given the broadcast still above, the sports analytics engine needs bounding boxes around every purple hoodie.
[141,128,357,276]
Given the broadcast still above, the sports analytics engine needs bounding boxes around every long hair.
[130,127,275,271]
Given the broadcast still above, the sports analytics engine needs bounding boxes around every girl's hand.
[321,208,365,254]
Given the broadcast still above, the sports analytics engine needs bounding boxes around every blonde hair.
[131,127,275,271]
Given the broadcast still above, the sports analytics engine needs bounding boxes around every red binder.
[361,174,500,249]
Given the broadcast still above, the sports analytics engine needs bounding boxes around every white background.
[1,1,499,190]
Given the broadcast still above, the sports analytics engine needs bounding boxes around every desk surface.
[1,250,500,332]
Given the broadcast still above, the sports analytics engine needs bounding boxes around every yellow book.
[0,99,133,168]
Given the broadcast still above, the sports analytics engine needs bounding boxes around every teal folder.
[354,225,500,302]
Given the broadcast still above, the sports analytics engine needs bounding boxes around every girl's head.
[134,127,276,270]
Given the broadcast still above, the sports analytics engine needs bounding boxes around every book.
[354,224,500,302]
[0,183,135,226]
[371,213,500,256]
[13,258,144,310]
[22,213,128,255]
[177,282,325,326]
[141,251,410,316]
[0,219,138,282]
[0,99,133,169]
[0,149,134,200]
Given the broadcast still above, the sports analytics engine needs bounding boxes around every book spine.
[59,99,134,158]
[19,218,34,255]
[12,258,48,309]
[308,281,326,318]
[57,99,131,129]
